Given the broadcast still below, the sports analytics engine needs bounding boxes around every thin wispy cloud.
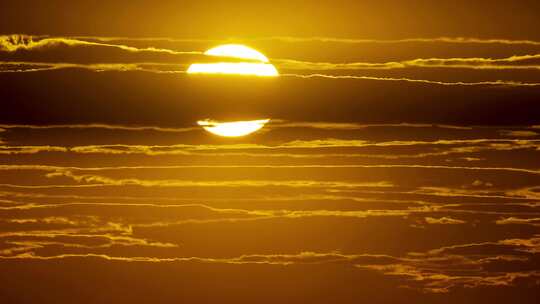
[0,35,200,55]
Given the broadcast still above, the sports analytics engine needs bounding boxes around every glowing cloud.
[197,119,270,137]
[187,44,278,76]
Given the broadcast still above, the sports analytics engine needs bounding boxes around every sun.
[187,44,279,76]
[190,45,274,137]
[205,44,270,62]
[198,119,270,137]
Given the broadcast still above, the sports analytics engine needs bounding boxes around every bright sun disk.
[198,119,270,137]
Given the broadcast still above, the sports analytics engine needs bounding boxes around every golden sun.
[187,44,279,77]
[190,45,275,137]
[197,119,270,137]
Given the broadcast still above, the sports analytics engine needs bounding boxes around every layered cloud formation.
[1,29,540,303]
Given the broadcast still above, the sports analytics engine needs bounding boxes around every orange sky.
[1,2,540,303]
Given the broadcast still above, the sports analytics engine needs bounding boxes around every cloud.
[414,186,524,200]
[360,264,540,293]
[3,61,538,86]
[4,34,540,86]
[40,168,395,189]
[424,217,466,225]
[499,237,540,253]
[496,217,540,227]
[0,222,178,255]
[0,145,67,154]
[0,61,185,74]
[0,35,256,74]
[2,242,539,293]
[275,54,540,71]
[0,123,196,133]
[1,163,538,175]
[505,187,540,200]
[273,121,473,130]
[5,137,535,159]
[0,34,199,55]
[7,216,77,225]
[47,35,540,46]
[499,130,539,137]
[471,180,493,187]
[282,73,540,87]
[259,36,540,46]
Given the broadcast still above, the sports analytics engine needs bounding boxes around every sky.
[1,1,540,303]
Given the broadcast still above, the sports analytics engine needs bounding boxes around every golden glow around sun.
[198,119,270,137]
[187,44,278,77]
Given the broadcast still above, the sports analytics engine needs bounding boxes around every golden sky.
[1,1,540,303]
